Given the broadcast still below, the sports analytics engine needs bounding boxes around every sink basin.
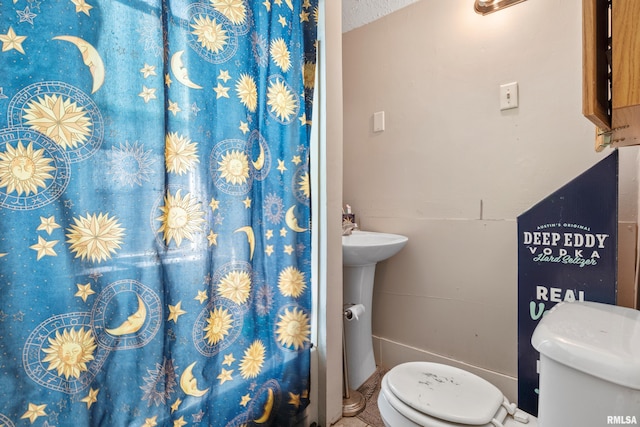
[342,230,408,266]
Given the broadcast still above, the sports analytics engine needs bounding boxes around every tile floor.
[331,394,385,427]
[331,416,371,427]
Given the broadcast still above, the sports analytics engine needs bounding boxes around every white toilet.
[378,301,640,427]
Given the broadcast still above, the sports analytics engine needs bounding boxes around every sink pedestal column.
[343,263,377,390]
[341,230,408,391]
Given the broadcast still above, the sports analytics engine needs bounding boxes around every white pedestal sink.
[342,230,408,390]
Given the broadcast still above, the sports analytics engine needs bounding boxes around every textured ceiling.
[342,0,420,32]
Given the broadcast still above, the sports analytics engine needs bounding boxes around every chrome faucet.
[342,218,358,236]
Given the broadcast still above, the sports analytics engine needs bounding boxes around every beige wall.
[342,0,639,403]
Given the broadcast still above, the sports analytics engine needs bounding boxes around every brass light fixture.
[474,0,527,15]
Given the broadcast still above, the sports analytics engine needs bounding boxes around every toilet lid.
[386,362,505,426]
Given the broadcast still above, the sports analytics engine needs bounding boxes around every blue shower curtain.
[0,1,317,426]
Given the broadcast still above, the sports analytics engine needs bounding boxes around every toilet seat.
[381,362,534,427]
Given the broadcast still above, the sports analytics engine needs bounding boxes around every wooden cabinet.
[583,0,640,150]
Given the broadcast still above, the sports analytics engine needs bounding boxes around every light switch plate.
[373,111,385,132]
[500,82,519,110]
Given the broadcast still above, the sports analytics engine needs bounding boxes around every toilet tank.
[532,301,640,427]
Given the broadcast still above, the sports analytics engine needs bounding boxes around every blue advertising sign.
[517,150,618,416]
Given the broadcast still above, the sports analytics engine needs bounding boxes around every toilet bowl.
[378,301,640,427]
[378,362,536,427]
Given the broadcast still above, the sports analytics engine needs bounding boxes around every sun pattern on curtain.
[0,0,317,426]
